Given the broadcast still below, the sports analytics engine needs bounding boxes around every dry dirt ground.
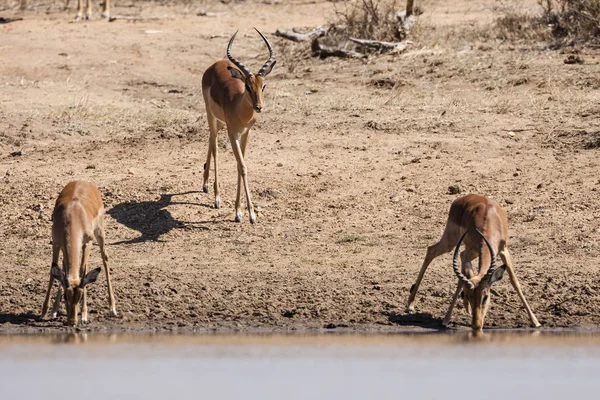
[0,0,599,333]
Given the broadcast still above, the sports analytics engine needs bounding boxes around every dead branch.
[349,37,412,53]
[274,26,326,42]
[197,10,222,17]
[109,15,172,22]
[311,38,364,59]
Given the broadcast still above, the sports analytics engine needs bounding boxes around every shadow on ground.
[0,312,40,325]
[107,191,212,244]
[387,311,445,330]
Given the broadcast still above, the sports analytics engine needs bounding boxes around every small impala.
[41,181,117,326]
[406,194,541,330]
[65,0,110,20]
[201,28,276,224]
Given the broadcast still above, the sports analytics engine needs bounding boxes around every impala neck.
[237,90,257,124]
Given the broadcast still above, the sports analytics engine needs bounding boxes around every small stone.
[513,171,519,177]
[10,151,23,157]
[448,184,462,195]
[536,183,543,189]
[128,169,135,175]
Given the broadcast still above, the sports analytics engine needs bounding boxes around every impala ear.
[227,66,244,81]
[80,268,102,288]
[260,61,276,77]
[51,263,65,284]
[489,264,507,285]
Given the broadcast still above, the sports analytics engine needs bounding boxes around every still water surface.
[1,331,599,399]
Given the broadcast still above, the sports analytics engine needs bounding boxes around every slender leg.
[443,280,464,326]
[500,249,541,327]
[229,130,256,224]
[101,0,110,19]
[50,285,62,318]
[80,242,91,323]
[235,129,251,222]
[85,0,92,19]
[406,240,453,313]
[96,225,117,316]
[203,116,223,209]
[75,0,83,20]
[41,245,61,319]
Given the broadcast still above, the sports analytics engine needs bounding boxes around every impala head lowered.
[51,264,101,326]
[226,28,276,113]
[453,229,507,330]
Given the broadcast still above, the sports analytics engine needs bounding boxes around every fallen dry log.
[274,26,326,42]
[349,37,413,53]
[109,15,173,22]
[311,38,364,59]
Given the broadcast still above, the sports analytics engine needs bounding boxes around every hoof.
[235,212,242,223]
[405,305,415,314]
[81,316,88,324]
[109,309,118,317]
[214,198,221,209]
[203,184,209,193]
[249,212,256,224]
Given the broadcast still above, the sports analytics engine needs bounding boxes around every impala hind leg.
[230,130,255,224]
[499,249,541,328]
[96,223,117,317]
[41,245,61,319]
[203,116,224,209]
[406,239,454,313]
[50,285,62,319]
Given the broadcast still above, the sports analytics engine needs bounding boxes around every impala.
[41,181,117,325]
[201,28,276,224]
[65,0,110,20]
[406,194,540,330]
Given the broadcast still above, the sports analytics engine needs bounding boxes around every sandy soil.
[0,0,599,333]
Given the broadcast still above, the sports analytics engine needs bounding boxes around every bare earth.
[0,0,599,333]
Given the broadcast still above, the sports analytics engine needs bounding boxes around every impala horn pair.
[226,28,276,80]
[452,229,500,289]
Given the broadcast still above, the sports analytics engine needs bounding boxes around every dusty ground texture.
[0,0,599,334]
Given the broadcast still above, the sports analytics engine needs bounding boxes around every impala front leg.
[500,249,541,328]
[442,280,464,327]
[230,131,255,224]
[80,242,91,323]
[75,0,83,20]
[101,0,110,19]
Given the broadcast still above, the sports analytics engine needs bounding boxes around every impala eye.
[482,294,489,304]
[262,84,267,91]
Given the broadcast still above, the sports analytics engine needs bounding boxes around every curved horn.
[475,229,497,283]
[453,230,475,289]
[227,30,253,79]
[255,28,276,77]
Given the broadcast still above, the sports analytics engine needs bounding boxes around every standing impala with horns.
[406,194,541,330]
[201,29,276,224]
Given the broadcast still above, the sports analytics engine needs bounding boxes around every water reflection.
[1,329,600,347]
